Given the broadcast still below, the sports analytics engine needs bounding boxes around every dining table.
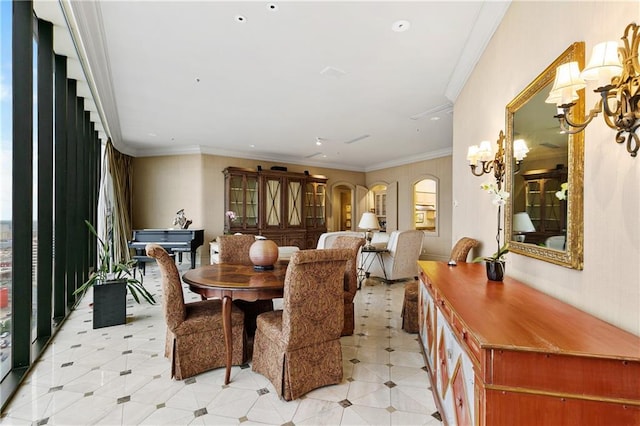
[182,261,288,384]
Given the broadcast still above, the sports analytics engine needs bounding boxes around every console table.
[417,261,640,426]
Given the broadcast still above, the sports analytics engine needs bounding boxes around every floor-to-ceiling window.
[0,0,13,382]
[0,1,101,410]
[31,18,38,344]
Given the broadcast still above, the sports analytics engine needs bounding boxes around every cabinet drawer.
[451,314,481,367]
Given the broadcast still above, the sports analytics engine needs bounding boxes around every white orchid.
[225,210,237,221]
[555,182,568,200]
[480,182,510,206]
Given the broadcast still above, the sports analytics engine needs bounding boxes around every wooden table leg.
[222,295,233,385]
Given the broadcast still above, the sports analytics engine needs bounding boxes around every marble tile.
[0,263,441,425]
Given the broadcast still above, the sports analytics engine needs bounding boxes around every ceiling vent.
[305,152,323,158]
[320,66,347,78]
[343,134,371,144]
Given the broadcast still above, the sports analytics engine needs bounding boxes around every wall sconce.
[467,130,529,188]
[545,22,639,157]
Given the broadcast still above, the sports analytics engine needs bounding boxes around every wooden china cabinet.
[521,167,567,244]
[418,261,640,426]
[223,167,327,249]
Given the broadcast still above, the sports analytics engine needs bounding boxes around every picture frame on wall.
[346,220,351,228]
[415,212,424,223]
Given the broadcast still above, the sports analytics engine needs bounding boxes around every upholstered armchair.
[330,236,366,336]
[367,230,424,282]
[216,234,274,336]
[252,248,351,400]
[401,237,479,333]
[146,243,245,379]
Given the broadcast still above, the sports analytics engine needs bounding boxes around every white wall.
[453,1,640,335]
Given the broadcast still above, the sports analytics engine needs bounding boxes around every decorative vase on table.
[249,239,279,271]
[485,260,505,282]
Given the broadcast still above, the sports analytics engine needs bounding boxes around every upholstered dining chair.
[146,243,246,380]
[252,248,352,401]
[329,236,366,336]
[401,237,479,333]
[217,234,274,336]
[217,234,255,265]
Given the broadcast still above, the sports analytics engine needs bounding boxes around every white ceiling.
[35,1,510,172]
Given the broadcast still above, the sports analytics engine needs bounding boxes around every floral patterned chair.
[217,234,274,336]
[251,248,352,400]
[401,237,479,333]
[146,243,246,380]
[329,236,366,336]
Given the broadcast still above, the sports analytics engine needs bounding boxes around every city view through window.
[0,0,13,379]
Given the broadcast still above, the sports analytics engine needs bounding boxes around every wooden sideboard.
[417,261,640,426]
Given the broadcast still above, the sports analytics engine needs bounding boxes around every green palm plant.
[73,220,156,305]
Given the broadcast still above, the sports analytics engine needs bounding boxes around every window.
[414,178,437,234]
[0,0,13,379]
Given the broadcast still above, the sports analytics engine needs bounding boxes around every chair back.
[282,249,351,349]
[145,243,186,330]
[218,234,255,265]
[316,231,364,249]
[386,230,424,275]
[330,236,365,297]
[450,237,479,262]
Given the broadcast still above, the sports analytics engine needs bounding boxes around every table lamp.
[513,212,535,242]
[358,212,380,249]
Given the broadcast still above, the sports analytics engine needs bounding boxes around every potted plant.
[74,220,156,328]
[472,182,511,281]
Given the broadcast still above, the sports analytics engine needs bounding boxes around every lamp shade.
[581,41,622,87]
[546,62,585,106]
[513,139,529,161]
[513,212,536,232]
[358,212,380,231]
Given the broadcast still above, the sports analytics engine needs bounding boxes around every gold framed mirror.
[505,42,584,269]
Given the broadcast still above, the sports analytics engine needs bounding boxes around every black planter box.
[93,279,127,329]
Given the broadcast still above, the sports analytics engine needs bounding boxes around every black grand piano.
[128,229,204,270]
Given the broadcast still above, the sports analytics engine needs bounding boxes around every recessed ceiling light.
[148,132,157,137]
[235,15,247,23]
[195,77,201,83]
[392,20,410,32]
[316,137,323,146]
[430,116,440,121]
[267,3,278,11]
[250,144,256,148]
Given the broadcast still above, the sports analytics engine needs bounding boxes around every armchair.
[367,230,424,282]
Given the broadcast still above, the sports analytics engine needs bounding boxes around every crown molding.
[445,1,511,103]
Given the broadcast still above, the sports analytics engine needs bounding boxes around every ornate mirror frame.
[505,42,584,269]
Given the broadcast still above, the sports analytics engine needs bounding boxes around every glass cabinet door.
[305,181,326,228]
[226,171,258,231]
[265,177,282,227]
[287,179,303,227]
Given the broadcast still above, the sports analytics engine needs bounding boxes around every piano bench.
[133,253,175,276]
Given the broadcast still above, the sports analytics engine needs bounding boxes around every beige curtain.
[105,140,134,262]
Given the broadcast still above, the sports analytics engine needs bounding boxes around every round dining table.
[182,261,288,384]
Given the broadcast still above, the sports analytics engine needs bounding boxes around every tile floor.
[0,261,442,425]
